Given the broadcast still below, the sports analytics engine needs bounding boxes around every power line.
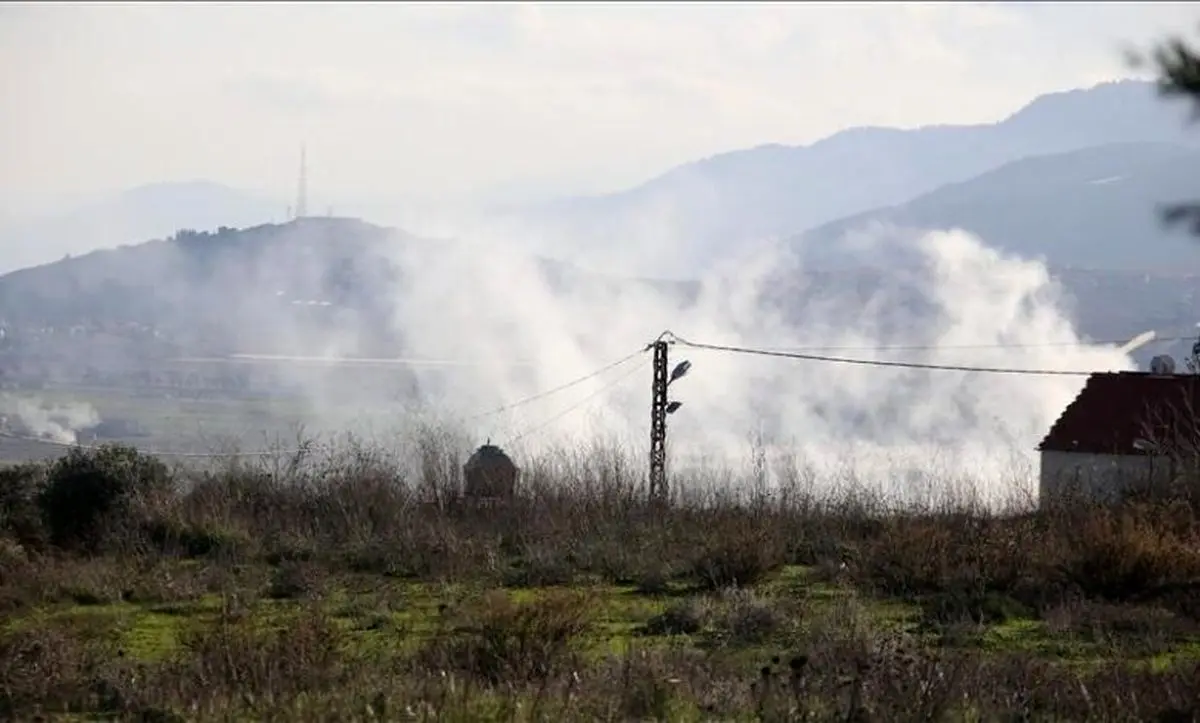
[9,325,1145,461]
[173,354,541,368]
[0,348,652,459]
[504,357,650,446]
[761,336,1194,353]
[670,334,1105,377]
[462,347,648,421]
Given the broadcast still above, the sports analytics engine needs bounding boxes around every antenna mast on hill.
[294,143,309,220]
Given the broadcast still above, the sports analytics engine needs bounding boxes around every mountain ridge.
[790,140,1200,272]
[484,79,1198,275]
[4,79,1193,278]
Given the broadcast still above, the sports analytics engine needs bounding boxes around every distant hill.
[792,142,1200,272]
[0,218,675,370]
[0,218,420,352]
[1,217,1197,390]
[5,80,1193,281]
[4,78,1200,379]
[487,80,1198,275]
[0,181,285,274]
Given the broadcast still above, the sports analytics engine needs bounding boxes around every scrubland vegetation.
[3,433,1200,722]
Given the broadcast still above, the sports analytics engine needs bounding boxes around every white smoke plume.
[6,213,1138,508]
[355,221,1134,505]
[0,393,101,445]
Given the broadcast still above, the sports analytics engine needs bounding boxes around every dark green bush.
[0,462,48,548]
[37,445,172,553]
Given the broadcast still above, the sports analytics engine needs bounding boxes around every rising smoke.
[0,393,100,445]
[2,213,1136,506]
[365,219,1135,504]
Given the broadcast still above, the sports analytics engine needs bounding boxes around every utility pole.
[649,340,669,503]
[648,334,691,505]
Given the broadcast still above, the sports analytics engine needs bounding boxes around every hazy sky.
[1,2,1196,211]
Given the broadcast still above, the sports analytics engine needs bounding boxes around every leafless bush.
[417,589,594,685]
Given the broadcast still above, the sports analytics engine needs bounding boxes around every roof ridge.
[1037,374,1097,451]
[1039,371,1200,454]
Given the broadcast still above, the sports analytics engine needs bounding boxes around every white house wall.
[1039,450,1176,506]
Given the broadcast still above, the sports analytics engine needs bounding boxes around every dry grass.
[3,434,1200,720]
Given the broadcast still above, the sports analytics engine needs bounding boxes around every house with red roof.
[1038,365,1200,506]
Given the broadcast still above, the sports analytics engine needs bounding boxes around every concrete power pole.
[649,336,691,504]
[649,340,669,502]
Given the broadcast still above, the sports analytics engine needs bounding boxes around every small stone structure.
[463,443,519,502]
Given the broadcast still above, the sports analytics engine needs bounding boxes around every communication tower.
[294,143,309,219]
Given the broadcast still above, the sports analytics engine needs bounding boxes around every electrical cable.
[173,354,542,368]
[461,347,649,421]
[503,357,650,446]
[759,336,1193,353]
[11,325,1166,458]
[0,347,653,458]
[173,331,1197,363]
[670,334,1107,377]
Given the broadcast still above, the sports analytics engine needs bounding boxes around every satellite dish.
[1150,354,1176,375]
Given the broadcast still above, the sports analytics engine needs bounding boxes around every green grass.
[10,563,1200,674]
[6,560,1200,721]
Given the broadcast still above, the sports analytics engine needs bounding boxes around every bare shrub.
[0,625,93,716]
[714,588,785,646]
[266,560,326,600]
[688,519,786,591]
[177,604,343,698]
[1057,505,1200,601]
[642,600,708,637]
[419,589,593,685]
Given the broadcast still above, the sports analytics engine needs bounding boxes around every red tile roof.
[1039,372,1200,455]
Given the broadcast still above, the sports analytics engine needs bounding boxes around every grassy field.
[3,437,1200,721]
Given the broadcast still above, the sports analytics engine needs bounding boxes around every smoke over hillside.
[0,214,1138,502]
[388,224,1132,503]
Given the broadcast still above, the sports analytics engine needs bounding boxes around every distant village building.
[1038,362,1200,507]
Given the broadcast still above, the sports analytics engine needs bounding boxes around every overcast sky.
[1,2,1196,213]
